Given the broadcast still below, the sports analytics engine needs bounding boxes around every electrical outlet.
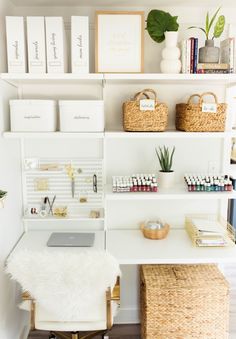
[208,161,217,173]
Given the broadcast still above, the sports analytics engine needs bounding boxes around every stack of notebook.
[185,215,235,247]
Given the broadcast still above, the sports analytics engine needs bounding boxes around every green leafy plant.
[188,7,225,40]
[146,9,179,43]
[0,190,7,199]
[155,146,175,172]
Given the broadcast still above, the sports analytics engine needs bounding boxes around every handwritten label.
[140,99,155,111]
[202,103,217,113]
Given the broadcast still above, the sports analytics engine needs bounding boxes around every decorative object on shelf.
[34,178,49,191]
[95,11,144,73]
[123,89,168,132]
[146,9,181,73]
[188,7,225,63]
[0,190,7,208]
[59,100,104,132]
[10,100,57,132]
[65,164,75,198]
[24,158,39,170]
[47,195,56,215]
[79,191,88,203]
[93,174,98,193]
[185,214,235,247]
[197,62,230,74]
[27,204,41,216]
[184,174,233,192]
[53,206,68,218]
[39,197,48,218]
[220,38,235,73]
[112,174,158,193]
[181,38,198,74]
[176,92,227,132]
[155,145,175,189]
[141,220,169,240]
[40,163,61,171]
[90,210,101,218]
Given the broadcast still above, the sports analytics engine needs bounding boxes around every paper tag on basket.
[202,102,217,113]
[140,99,155,111]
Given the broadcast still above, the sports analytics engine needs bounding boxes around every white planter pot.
[158,171,175,189]
[160,31,181,74]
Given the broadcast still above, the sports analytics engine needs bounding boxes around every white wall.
[0,1,236,337]
[0,2,27,339]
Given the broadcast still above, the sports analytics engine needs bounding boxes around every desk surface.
[11,229,236,265]
[12,230,105,254]
[107,230,236,265]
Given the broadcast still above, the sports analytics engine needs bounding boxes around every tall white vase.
[160,31,181,74]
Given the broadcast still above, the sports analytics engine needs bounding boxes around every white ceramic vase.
[160,31,181,74]
[158,171,175,189]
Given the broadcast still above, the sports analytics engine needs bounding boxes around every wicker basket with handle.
[176,92,227,132]
[123,89,168,132]
[140,264,229,339]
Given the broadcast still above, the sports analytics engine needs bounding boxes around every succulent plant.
[155,146,175,172]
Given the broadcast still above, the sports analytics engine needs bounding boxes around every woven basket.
[176,92,227,132]
[123,89,168,132]
[140,264,229,339]
[141,223,169,240]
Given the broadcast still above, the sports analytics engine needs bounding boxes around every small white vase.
[158,171,175,189]
[160,31,181,74]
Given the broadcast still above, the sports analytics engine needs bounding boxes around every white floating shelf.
[105,130,234,139]
[3,132,104,139]
[107,230,236,265]
[104,73,236,84]
[23,217,104,222]
[1,73,103,86]
[105,184,236,200]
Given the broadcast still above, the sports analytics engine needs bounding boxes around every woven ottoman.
[140,264,229,339]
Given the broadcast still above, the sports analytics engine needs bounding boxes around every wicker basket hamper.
[176,92,227,132]
[140,264,229,339]
[123,89,168,132]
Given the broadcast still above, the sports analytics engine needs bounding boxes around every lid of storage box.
[10,100,56,106]
[141,264,228,289]
[59,100,104,106]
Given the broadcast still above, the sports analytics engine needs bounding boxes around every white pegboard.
[23,158,104,218]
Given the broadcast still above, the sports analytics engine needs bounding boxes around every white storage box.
[59,100,104,132]
[10,100,57,132]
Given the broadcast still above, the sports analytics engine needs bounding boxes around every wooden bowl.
[141,223,170,240]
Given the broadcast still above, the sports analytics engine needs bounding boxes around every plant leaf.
[208,7,221,38]
[188,26,207,38]
[146,10,179,43]
[206,11,209,35]
[213,15,225,38]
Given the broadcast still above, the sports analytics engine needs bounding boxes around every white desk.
[11,229,236,265]
[107,229,236,265]
[12,230,105,254]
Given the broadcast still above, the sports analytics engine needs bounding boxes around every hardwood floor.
[28,324,141,338]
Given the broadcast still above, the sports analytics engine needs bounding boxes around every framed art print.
[95,11,144,73]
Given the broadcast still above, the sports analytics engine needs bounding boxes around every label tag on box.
[202,103,217,113]
[140,99,155,111]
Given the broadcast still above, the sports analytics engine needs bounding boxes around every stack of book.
[185,215,235,247]
[181,37,235,74]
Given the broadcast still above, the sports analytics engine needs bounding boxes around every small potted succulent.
[189,7,225,63]
[0,190,7,207]
[146,9,181,73]
[155,146,175,189]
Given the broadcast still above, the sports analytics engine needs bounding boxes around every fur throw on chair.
[6,249,120,321]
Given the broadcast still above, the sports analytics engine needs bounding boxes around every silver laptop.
[47,232,95,247]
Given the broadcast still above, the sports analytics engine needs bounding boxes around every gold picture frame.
[95,11,144,73]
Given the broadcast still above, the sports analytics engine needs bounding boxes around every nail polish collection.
[184,174,233,192]
[112,174,158,193]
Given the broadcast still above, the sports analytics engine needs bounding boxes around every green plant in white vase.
[155,146,175,189]
[146,9,181,73]
[188,7,225,63]
[0,190,7,208]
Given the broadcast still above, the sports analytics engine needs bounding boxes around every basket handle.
[187,94,201,104]
[135,89,157,101]
[134,91,150,100]
[199,92,218,105]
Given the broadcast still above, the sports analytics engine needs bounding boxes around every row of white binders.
[6,16,89,74]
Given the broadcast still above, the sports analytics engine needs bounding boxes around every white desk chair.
[7,248,120,339]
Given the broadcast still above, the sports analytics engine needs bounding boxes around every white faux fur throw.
[6,249,120,321]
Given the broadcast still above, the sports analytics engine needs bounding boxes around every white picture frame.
[95,11,144,73]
